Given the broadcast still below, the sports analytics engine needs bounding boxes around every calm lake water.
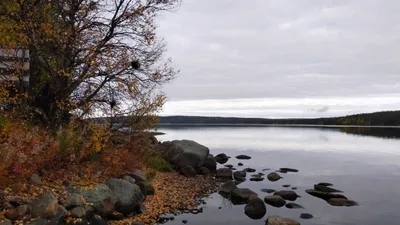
[155,126,400,225]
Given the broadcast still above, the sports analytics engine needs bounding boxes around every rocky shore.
[0,139,359,225]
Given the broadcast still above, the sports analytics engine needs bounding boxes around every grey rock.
[236,155,251,160]
[244,168,256,173]
[267,172,282,182]
[159,140,209,169]
[49,211,67,225]
[260,189,276,194]
[198,167,211,176]
[300,213,313,219]
[317,182,333,187]
[70,206,86,218]
[30,174,42,186]
[231,188,257,204]
[89,215,108,225]
[216,168,233,180]
[27,217,49,225]
[219,181,238,194]
[305,189,347,201]
[106,178,144,214]
[264,195,286,208]
[123,176,136,184]
[5,204,28,220]
[214,153,229,164]
[273,191,301,201]
[179,166,197,177]
[327,198,358,207]
[285,203,304,209]
[244,197,266,220]
[137,181,155,196]
[203,155,217,172]
[266,216,300,225]
[64,193,84,210]
[127,170,147,182]
[314,184,343,193]
[233,170,246,181]
[57,205,68,215]
[68,184,117,215]
[0,220,12,225]
[30,194,58,219]
[279,168,299,173]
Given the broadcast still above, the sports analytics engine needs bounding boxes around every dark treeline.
[158,110,400,126]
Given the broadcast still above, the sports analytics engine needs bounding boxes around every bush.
[146,155,172,172]
[145,170,157,180]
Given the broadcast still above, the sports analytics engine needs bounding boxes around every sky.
[156,0,400,118]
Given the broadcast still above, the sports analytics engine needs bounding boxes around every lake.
[155,126,400,225]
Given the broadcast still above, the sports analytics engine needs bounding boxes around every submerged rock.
[300,213,314,219]
[327,198,358,207]
[282,184,291,188]
[231,188,257,204]
[317,182,333,187]
[238,163,244,166]
[314,184,343,193]
[264,195,286,208]
[219,181,238,195]
[214,153,229,164]
[266,216,300,225]
[216,168,233,180]
[236,155,251,160]
[273,190,301,201]
[224,164,234,168]
[244,197,266,220]
[279,168,299,173]
[260,189,276,194]
[306,189,347,201]
[250,177,264,182]
[244,168,256,173]
[291,187,298,190]
[285,203,304,209]
[267,172,282,182]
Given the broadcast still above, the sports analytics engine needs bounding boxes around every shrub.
[145,169,157,180]
[146,155,172,172]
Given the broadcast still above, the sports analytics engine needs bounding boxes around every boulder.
[214,153,229,164]
[122,176,136,184]
[260,189,276,194]
[314,184,343,193]
[64,193,84,210]
[244,197,266,220]
[70,206,86,218]
[68,184,117,216]
[300,213,313,219]
[50,210,67,225]
[89,215,108,225]
[5,204,28,220]
[231,188,257,204]
[216,168,233,180]
[27,217,49,225]
[327,198,358,207]
[198,167,211,176]
[285,203,304,209]
[218,181,238,195]
[203,155,217,172]
[159,140,209,169]
[179,166,197,178]
[137,181,155,196]
[30,194,58,219]
[279,168,299,173]
[266,216,300,225]
[30,174,42,186]
[267,172,282,182]
[236,155,251,160]
[264,195,286,208]
[244,168,256,173]
[273,191,301,201]
[233,170,247,182]
[305,189,347,201]
[126,170,147,182]
[317,182,333,187]
[106,178,144,214]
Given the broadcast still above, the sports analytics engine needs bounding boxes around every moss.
[145,170,157,180]
[146,155,172,172]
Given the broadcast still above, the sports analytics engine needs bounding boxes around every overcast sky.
[156,0,400,118]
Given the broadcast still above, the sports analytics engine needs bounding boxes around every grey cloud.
[156,0,400,117]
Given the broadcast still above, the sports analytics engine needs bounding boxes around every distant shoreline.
[157,123,400,128]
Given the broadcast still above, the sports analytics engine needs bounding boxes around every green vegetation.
[147,155,173,172]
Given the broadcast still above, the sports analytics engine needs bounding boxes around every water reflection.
[156,126,400,225]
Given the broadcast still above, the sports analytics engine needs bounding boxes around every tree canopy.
[0,0,180,128]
